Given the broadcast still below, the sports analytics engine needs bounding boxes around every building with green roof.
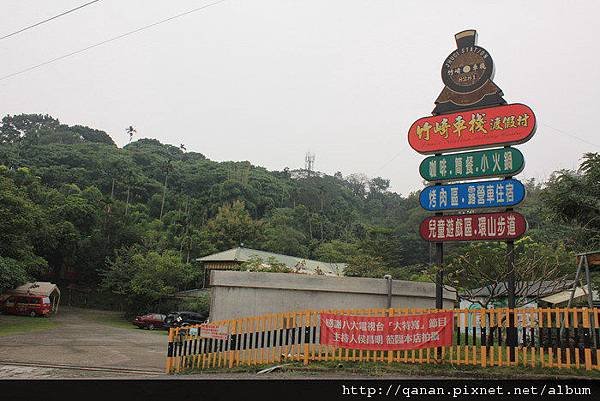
[196,247,345,286]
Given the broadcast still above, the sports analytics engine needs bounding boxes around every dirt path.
[0,307,166,376]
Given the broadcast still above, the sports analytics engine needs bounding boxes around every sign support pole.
[434,178,444,311]
[409,30,535,366]
[435,202,444,361]
[506,239,516,362]
[435,241,444,309]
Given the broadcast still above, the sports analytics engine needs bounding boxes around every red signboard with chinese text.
[320,311,453,350]
[408,103,536,154]
[419,211,527,242]
[200,324,229,341]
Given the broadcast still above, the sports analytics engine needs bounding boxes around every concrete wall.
[209,270,456,321]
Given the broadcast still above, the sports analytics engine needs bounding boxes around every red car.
[133,313,166,330]
[1,295,52,317]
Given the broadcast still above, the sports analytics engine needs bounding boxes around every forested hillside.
[1,114,598,311]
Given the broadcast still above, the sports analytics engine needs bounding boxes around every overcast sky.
[1,0,599,194]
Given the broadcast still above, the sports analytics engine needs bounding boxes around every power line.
[373,152,402,175]
[373,120,599,176]
[0,0,228,82]
[540,122,600,149]
[0,0,102,41]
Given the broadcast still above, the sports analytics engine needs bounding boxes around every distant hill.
[0,114,428,287]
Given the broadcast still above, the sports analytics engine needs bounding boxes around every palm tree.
[125,125,136,143]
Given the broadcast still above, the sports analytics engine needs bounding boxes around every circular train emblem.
[441,45,494,93]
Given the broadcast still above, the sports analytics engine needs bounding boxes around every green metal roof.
[197,247,345,276]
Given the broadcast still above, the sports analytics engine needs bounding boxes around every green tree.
[314,240,359,263]
[344,254,387,278]
[541,153,600,250]
[0,173,48,279]
[205,200,263,250]
[100,247,197,313]
[240,256,291,273]
[2,112,595,296]
[438,238,573,308]
[0,257,30,293]
[260,208,309,257]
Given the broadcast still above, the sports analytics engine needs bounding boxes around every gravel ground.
[0,307,166,378]
[0,308,435,379]
[0,364,131,379]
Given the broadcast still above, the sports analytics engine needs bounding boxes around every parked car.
[164,311,208,328]
[0,295,52,317]
[132,313,167,330]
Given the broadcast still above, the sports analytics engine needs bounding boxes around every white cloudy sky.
[1,0,599,194]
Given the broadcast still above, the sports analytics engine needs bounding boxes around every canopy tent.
[540,287,599,307]
[2,282,61,313]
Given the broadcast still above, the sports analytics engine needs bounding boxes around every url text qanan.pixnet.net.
[341,383,591,398]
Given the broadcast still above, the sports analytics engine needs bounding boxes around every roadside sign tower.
[407,30,536,357]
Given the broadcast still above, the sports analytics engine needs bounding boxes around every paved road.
[0,307,166,377]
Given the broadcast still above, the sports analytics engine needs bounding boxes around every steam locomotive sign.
[408,29,533,243]
[433,29,506,115]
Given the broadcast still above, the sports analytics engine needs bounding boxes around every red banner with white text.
[320,311,453,350]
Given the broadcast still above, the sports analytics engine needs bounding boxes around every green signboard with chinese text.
[419,147,524,183]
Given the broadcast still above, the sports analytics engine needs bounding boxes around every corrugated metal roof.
[197,247,345,276]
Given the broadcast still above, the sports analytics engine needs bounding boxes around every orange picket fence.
[165,307,600,373]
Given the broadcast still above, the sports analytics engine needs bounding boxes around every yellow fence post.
[165,327,174,373]
[228,320,236,368]
[583,308,592,371]
[594,308,600,370]
[164,306,599,374]
[555,308,562,369]
[480,309,486,368]
[303,311,310,365]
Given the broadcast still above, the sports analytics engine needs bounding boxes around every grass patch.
[76,308,168,335]
[0,314,61,336]
[184,360,600,379]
